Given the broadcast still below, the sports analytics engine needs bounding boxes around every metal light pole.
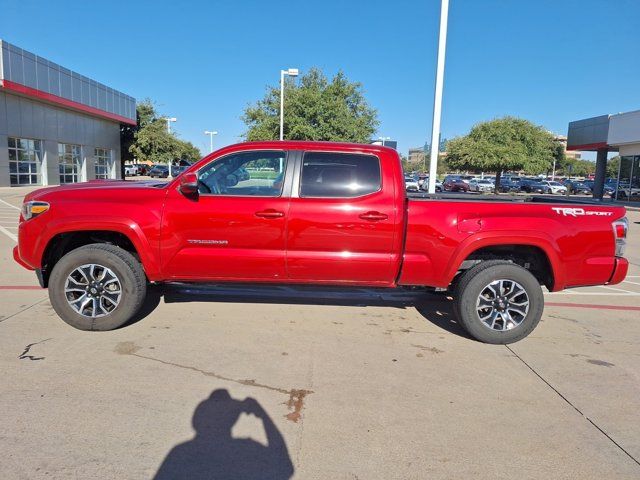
[165,117,177,133]
[204,130,218,153]
[427,0,449,194]
[165,117,177,178]
[279,68,299,141]
[378,136,391,146]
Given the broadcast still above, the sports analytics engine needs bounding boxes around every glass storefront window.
[617,156,640,202]
[58,143,83,184]
[94,148,112,179]
[8,137,42,186]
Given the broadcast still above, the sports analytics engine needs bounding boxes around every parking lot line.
[545,292,640,296]
[0,199,20,210]
[546,302,640,311]
[0,225,17,242]
[622,280,640,286]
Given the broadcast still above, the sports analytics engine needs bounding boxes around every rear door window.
[300,152,381,198]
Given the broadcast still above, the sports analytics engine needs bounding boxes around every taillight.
[612,217,628,257]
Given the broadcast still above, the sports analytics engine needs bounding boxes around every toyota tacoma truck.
[13,141,629,344]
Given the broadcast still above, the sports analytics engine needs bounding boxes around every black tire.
[48,244,147,331]
[453,260,544,344]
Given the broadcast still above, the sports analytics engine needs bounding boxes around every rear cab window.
[300,152,381,198]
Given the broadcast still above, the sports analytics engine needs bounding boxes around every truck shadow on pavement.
[131,283,471,340]
[154,389,294,480]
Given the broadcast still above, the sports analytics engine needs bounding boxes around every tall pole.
[204,131,217,153]
[279,70,286,141]
[427,0,449,194]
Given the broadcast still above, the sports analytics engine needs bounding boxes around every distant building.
[408,147,426,164]
[0,39,136,187]
[554,134,581,160]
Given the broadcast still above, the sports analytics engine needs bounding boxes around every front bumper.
[13,245,33,271]
[607,257,629,285]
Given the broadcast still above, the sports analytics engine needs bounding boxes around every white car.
[469,179,495,193]
[124,164,138,176]
[538,181,567,194]
[404,176,420,192]
[418,178,443,192]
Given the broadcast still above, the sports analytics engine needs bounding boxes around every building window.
[8,137,43,186]
[94,148,112,179]
[58,144,82,184]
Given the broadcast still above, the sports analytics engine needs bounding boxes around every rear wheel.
[453,261,544,344]
[48,244,147,331]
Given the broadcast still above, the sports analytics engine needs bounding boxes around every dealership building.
[567,110,640,201]
[0,40,136,187]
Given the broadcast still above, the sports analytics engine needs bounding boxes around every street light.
[165,117,177,133]
[163,117,177,178]
[378,136,391,146]
[280,68,299,141]
[427,0,449,194]
[204,130,218,153]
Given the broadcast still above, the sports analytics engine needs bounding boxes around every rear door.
[286,151,399,285]
[161,150,294,281]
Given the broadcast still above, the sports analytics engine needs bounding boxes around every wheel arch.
[38,222,159,287]
[445,233,564,292]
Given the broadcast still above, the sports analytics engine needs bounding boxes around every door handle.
[255,209,285,219]
[359,211,388,221]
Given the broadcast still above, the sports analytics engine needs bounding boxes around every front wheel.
[48,244,147,331]
[453,261,544,344]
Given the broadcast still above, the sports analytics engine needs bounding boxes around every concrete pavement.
[0,187,639,479]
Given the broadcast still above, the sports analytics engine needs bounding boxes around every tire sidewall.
[457,264,544,344]
[49,247,145,331]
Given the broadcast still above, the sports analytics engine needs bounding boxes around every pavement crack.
[506,345,640,468]
[18,338,51,361]
[115,342,313,422]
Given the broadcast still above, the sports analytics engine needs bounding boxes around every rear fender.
[444,231,564,291]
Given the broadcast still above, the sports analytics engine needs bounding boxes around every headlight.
[22,201,50,220]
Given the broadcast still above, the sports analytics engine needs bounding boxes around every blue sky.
[1,0,639,157]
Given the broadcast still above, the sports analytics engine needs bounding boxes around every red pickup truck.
[14,141,629,343]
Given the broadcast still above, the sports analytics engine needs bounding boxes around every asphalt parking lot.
[1,186,639,479]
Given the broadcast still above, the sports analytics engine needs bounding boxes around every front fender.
[35,216,161,279]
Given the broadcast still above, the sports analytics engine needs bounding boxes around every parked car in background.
[124,164,138,176]
[171,165,188,177]
[498,179,522,193]
[418,178,443,192]
[443,175,470,192]
[404,176,420,192]
[469,179,494,193]
[583,180,615,197]
[519,179,546,194]
[564,181,592,195]
[537,181,567,195]
[149,165,170,178]
[134,164,150,176]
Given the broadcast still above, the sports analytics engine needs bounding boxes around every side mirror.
[179,172,199,198]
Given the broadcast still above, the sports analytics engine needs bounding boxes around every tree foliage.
[445,117,557,188]
[127,99,201,165]
[242,68,379,143]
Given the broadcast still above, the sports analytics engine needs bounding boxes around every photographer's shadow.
[154,389,294,480]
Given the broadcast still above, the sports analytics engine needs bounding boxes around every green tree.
[445,117,556,190]
[128,99,201,166]
[242,68,379,142]
[607,155,620,178]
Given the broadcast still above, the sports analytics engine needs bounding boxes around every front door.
[286,151,398,285]
[161,150,291,281]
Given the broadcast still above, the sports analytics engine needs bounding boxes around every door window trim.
[195,149,296,199]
